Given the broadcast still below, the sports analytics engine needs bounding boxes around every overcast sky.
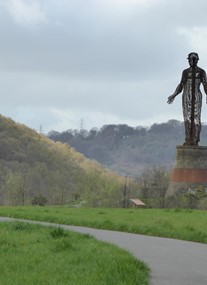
[1,0,207,133]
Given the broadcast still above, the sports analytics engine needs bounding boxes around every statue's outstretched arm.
[167,82,183,104]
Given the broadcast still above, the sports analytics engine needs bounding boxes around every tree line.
[48,120,207,176]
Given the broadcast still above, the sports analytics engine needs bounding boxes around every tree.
[4,172,27,205]
[182,186,207,209]
[82,169,124,207]
[139,166,170,208]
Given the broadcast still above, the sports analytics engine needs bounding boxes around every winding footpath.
[0,217,207,285]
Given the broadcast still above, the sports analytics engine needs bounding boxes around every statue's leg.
[182,93,192,145]
[184,119,191,145]
[193,92,202,145]
[194,115,201,145]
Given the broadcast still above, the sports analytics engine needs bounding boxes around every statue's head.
[187,52,199,60]
[187,52,199,67]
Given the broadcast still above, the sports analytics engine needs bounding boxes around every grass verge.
[0,207,207,243]
[0,221,149,285]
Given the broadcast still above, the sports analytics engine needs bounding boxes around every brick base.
[171,168,207,183]
[166,145,207,198]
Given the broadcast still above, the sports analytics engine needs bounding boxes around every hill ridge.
[48,120,207,176]
[0,115,125,207]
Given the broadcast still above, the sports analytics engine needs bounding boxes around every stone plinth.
[166,145,207,198]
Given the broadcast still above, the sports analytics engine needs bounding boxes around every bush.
[31,194,47,206]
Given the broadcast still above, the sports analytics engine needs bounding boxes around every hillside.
[48,120,207,177]
[0,115,126,207]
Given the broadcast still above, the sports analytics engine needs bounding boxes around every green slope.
[0,115,125,206]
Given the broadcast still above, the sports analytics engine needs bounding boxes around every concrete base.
[166,145,207,198]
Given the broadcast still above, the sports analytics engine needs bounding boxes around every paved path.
[0,217,207,285]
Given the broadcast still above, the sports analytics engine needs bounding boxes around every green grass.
[0,221,149,285]
[0,207,207,243]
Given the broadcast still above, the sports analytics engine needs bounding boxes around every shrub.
[31,194,47,206]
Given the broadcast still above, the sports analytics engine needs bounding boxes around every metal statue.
[168,52,207,146]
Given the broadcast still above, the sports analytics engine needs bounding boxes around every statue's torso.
[183,67,203,90]
[182,67,204,101]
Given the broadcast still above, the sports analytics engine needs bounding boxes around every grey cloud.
[0,0,188,78]
[1,0,207,131]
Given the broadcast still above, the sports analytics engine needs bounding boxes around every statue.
[168,52,207,146]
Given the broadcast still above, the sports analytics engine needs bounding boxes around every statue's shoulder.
[181,68,190,81]
[182,68,190,74]
[197,66,206,73]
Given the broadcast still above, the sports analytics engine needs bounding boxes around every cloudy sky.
[1,0,207,133]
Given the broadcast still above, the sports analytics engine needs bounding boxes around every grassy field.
[0,221,149,285]
[0,206,207,243]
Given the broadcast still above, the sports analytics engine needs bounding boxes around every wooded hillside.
[0,115,126,207]
[48,120,207,177]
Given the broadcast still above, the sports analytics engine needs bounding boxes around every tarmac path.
[0,217,207,285]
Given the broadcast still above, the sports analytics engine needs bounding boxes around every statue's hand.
[167,95,175,104]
